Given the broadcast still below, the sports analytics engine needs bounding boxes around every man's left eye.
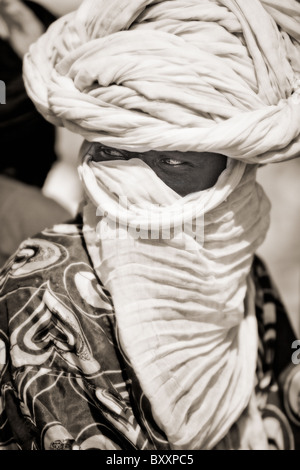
[162,158,186,166]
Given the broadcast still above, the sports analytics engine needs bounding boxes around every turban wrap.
[22,0,300,450]
[23,0,300,163]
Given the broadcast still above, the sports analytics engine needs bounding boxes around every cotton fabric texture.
[80,153,269,449]
[23,0,300,162]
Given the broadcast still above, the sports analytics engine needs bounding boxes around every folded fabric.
[81,154,270,449]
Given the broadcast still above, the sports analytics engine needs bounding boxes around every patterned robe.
[0,221,299,450]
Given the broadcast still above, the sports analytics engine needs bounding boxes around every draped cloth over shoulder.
[22,0,300,450]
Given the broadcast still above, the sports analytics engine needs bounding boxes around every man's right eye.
[99,147,128,159]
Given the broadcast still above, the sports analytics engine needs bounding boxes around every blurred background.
[257,159,300,335]
[0,0,299,336]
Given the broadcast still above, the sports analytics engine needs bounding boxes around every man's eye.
[162,158,186,166]
[101,148,128,158]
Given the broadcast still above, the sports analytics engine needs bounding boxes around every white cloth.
[23,0,300,163]
[81,155,270,449]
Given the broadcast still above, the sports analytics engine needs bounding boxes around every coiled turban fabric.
[23,0,300,164]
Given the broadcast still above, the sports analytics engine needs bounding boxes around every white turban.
[23,0,300,163]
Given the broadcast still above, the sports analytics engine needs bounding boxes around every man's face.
[88,143,227,197]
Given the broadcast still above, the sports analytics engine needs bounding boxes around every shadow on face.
[87,143,227,197]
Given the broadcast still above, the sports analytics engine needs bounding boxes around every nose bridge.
[134,150,156,166]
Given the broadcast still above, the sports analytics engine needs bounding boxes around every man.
[0,0,300,450]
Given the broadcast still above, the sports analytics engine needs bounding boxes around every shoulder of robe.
[0,222,114,328]
[0,222,99,298]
